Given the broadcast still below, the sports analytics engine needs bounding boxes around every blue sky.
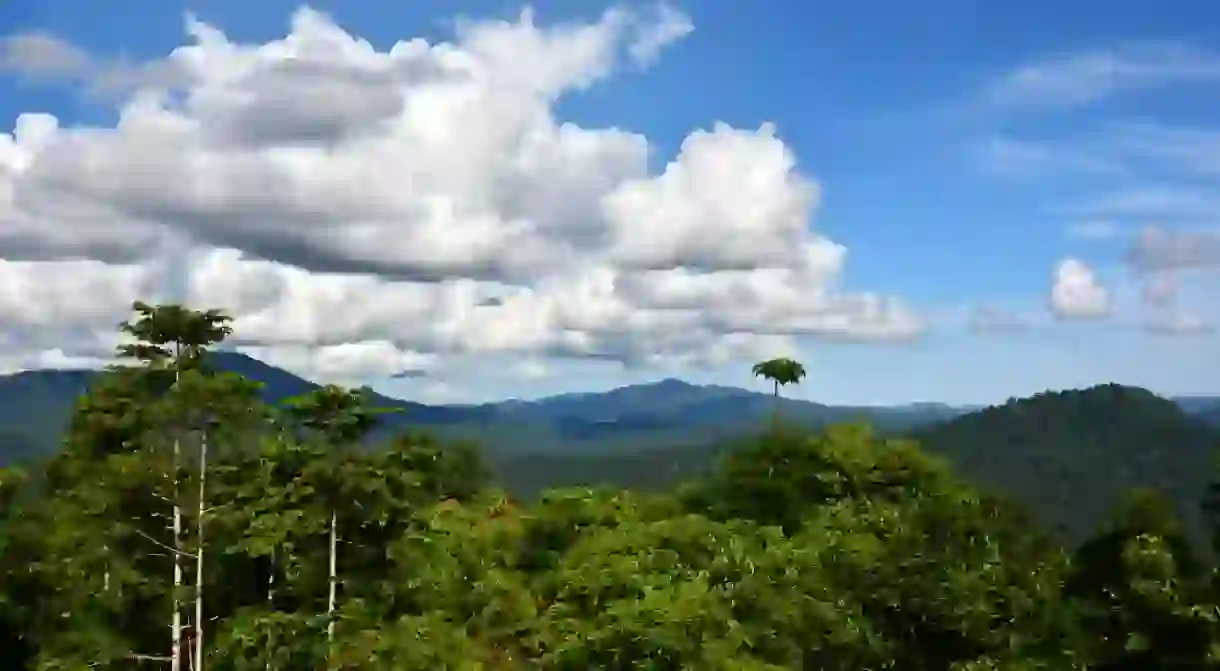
[1,0,1219,406]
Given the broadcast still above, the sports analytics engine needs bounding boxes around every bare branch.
[132,527,197,560]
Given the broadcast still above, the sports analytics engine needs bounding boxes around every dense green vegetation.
[3,301,1220,668]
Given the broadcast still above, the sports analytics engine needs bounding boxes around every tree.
[751,357,807,399]
[751,357,806,426]
[282,385,394,661]
[116,301,233,671]
[1067,489,1217,669]
[165,368,265,671]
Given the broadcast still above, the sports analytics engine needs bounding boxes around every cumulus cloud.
[1050,258,1110,320]
[0,5,922,383]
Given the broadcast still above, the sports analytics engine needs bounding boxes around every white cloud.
[1067,186,1220,221]
[982,42,1220,111]
[1,32,90,78]
[0,5,921,382]
[967,306,1032,334]
[1103,120,1220,177]
[1127,226,1220,272]
[626,3,693,66]
[974,136,1121,178]
[603,122,822,271]
[1050,258,1110,320]
[237,341,439,384]
[1141,273,1178,307]
[0,257,162,331]
[1146,313,1215,336]
[1066,220,1121,240]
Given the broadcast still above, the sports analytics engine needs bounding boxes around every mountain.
[3,355,1219,543]
[0,353,970,466]
[912,384,1220,543]
[1175,396,1220,428]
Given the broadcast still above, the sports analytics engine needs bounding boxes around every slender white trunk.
[171,436,182,671]
[327,509,337,645]
[171,352,183,671]
[268,548,275,603]
[266,546,275,671]
[194,429,207,671]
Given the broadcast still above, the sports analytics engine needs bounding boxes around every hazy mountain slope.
[1175,396,1220,428]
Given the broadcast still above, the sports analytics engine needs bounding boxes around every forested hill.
[912,384,1220,542]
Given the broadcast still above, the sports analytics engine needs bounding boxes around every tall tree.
[165,368,264,671]
[116,301,233,671]
[282,385,393,661]
[751,357,807,425]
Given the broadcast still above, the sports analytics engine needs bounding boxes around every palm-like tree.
[752,358,807,425]
[752,357,807,398]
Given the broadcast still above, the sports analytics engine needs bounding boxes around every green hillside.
[913,384,1220,542]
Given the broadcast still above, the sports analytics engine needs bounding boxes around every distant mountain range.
[0,351,988,464]
[3,351,1220,545]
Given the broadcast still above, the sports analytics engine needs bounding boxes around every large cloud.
[0,5,921,381]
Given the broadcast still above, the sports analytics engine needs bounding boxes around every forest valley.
[2,301,1220,670]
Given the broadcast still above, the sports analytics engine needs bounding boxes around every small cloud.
[1140,274,1178,307]
[967,306,1032,335]
[0,31,90,79]
[1126,226,1220,272]
[1146,313,1214,335]
[981,42,1220,112]
[1067,186,1220,220]
[1050,258,1110,320]
[627,3,693,66]
[1066,220,1121,240]
[1103,120,1220,177]
[974,136,1120,179]
[513,359,551,380]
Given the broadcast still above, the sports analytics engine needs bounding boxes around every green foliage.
[750,357,807,393]
[6,303,1220,669]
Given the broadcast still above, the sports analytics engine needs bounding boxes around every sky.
[1,0,1219,406]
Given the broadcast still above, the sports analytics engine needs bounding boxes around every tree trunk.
[771,379,780,429]
[171,350,183,671]
[172,435,183,671]
[327,509,337,652]
[194,429,207,671]
[266,546,275,671]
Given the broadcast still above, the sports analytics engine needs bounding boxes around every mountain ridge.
[0,351,1217,467]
